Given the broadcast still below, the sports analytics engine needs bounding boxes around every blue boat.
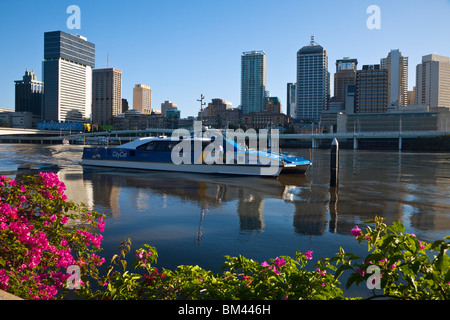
[81,135,311,177]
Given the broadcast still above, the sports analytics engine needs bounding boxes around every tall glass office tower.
[240,51,267,114]
[43,31,95,122]
[296,36,328,122]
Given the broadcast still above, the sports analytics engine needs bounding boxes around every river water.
[1,143,449,298]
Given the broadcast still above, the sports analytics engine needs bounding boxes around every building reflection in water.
[77,167,342,239]
[237,192,265,231]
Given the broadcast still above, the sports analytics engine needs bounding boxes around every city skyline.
[1,0,450,118]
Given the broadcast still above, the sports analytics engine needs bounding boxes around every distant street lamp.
[197,94,206,127]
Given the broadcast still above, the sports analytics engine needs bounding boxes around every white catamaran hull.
[80,158,299,176]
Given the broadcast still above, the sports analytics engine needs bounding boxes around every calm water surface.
[1,143,449,297]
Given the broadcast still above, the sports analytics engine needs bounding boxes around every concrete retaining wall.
[0,290,23,300]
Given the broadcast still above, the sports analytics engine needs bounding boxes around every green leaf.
[121,259,127,271]
[389,221,405,234]
[444,269,450,283]
[435,253,450,275]
[346,273,363,290]
[379,234,396,250]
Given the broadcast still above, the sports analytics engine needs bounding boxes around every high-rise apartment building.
[415,54,450,109]
[334,58,358,104]
[286,83,296,118]
[92,68,122,126]
[381,49,408,107]
[296,36,329,122]
[356,65,388,113]
[133,84,152,114]
[14,69,44,118]
[240,51,267,114]
[43,31,95,122]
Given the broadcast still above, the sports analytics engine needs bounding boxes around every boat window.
[137,142,155,151]
[136,141,180,152]
[146,142,156,151]
[154,141,179,152]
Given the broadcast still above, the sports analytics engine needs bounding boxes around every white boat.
[81,135,311,177]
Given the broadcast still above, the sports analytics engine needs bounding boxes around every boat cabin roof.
[116,136,243,151]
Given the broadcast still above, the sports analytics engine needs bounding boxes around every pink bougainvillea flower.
[356,268,365,276]
[316,268,327,276]
[419,241,426,250]
[351,226,362,237]
[8,179,17,187]
[305,250,313,260]
[274,257,286,267]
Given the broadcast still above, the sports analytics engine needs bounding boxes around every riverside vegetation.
[0,173,449,300]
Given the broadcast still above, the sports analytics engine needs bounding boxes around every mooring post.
[330,138,339,187]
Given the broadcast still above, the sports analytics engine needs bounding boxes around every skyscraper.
[416,54,450,109]
[286,83,296,118]
[296,36,329,122]
[133,84,152,114]
[92,68,122,126]
[240,51,267,114]
[356,65,388,113]
[381,49,408,107]
[14,69,44,118]
[334,57,358,104]
[43,31,95,122]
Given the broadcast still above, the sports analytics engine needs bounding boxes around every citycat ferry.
[81,134,311,177]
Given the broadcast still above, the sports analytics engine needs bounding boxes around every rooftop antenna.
[310,34,317,46]
[107,52,109,68]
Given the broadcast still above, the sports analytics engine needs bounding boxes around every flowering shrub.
[335,217,450,299]
[90,217,449,300]
[90,240,343,300]
[0,173,105,299]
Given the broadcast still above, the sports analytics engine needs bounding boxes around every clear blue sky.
[1,0,449,117]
